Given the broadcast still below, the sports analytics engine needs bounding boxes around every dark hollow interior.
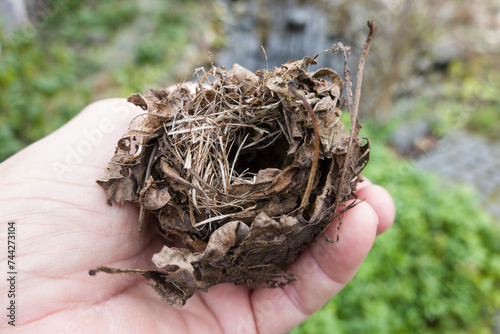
[229,133,290,176]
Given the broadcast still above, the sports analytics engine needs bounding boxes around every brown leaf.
[228,64,260,93]
[157,205,192,232]
[262,195,298,216]
[96,176,137,205]
[245,212,301,241]
[201,221,250,263]
[140,177,171,210]
[159,158,192,192]
[96,145,138,205]
[152,245,198,272]
[263,166,300,196]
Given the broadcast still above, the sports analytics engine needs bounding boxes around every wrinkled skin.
[0,98,394,333]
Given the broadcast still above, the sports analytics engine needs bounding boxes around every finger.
[250,201,378,334]
[355,184,395,235]
[355,176,372,190]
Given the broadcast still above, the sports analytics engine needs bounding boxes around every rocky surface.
[417,130,500,221]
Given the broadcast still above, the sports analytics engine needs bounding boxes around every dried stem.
[138,143,158,232]
[353,21,376,135]
[319,22,375,225]
[288,81,320,212]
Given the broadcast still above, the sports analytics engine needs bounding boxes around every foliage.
[445,57,500,140]
[389,55,500,140]
[0,0,206,162]
[292,128,500,333]
[0,30,91,160]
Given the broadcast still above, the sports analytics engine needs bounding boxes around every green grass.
[291,128,500,333]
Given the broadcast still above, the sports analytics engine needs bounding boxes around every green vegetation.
[446,58,500,140]
[401,56,500,140]
[0,0,208,161]
[292,128,500,333]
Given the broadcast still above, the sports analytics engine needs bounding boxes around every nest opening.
[228,129,290,176]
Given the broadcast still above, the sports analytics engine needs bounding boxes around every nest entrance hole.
[229,129,290,176]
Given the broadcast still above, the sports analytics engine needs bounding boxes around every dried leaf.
[228,63,260,93]
[152,246,197,272]
[201,221,249,263]
[140,177,171,210]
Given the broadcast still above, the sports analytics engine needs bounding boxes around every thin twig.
[318,22,375,228]
[193,205,257,227]
[352,21,376,137]
[138,143,158,232]
[229,133,249,184]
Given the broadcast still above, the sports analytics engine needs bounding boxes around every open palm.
[0,98,394,333]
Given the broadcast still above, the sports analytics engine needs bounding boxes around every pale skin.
[0,98,395,333]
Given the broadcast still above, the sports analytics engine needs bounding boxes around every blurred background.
[1,0,500,332]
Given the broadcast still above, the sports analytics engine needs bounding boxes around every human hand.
[0,98,395,333]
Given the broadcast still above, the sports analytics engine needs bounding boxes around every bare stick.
[138,143,158,232]
[353,21,376,137]
[320,22,375,226]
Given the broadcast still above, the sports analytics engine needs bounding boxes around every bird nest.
[90,23,375,307]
